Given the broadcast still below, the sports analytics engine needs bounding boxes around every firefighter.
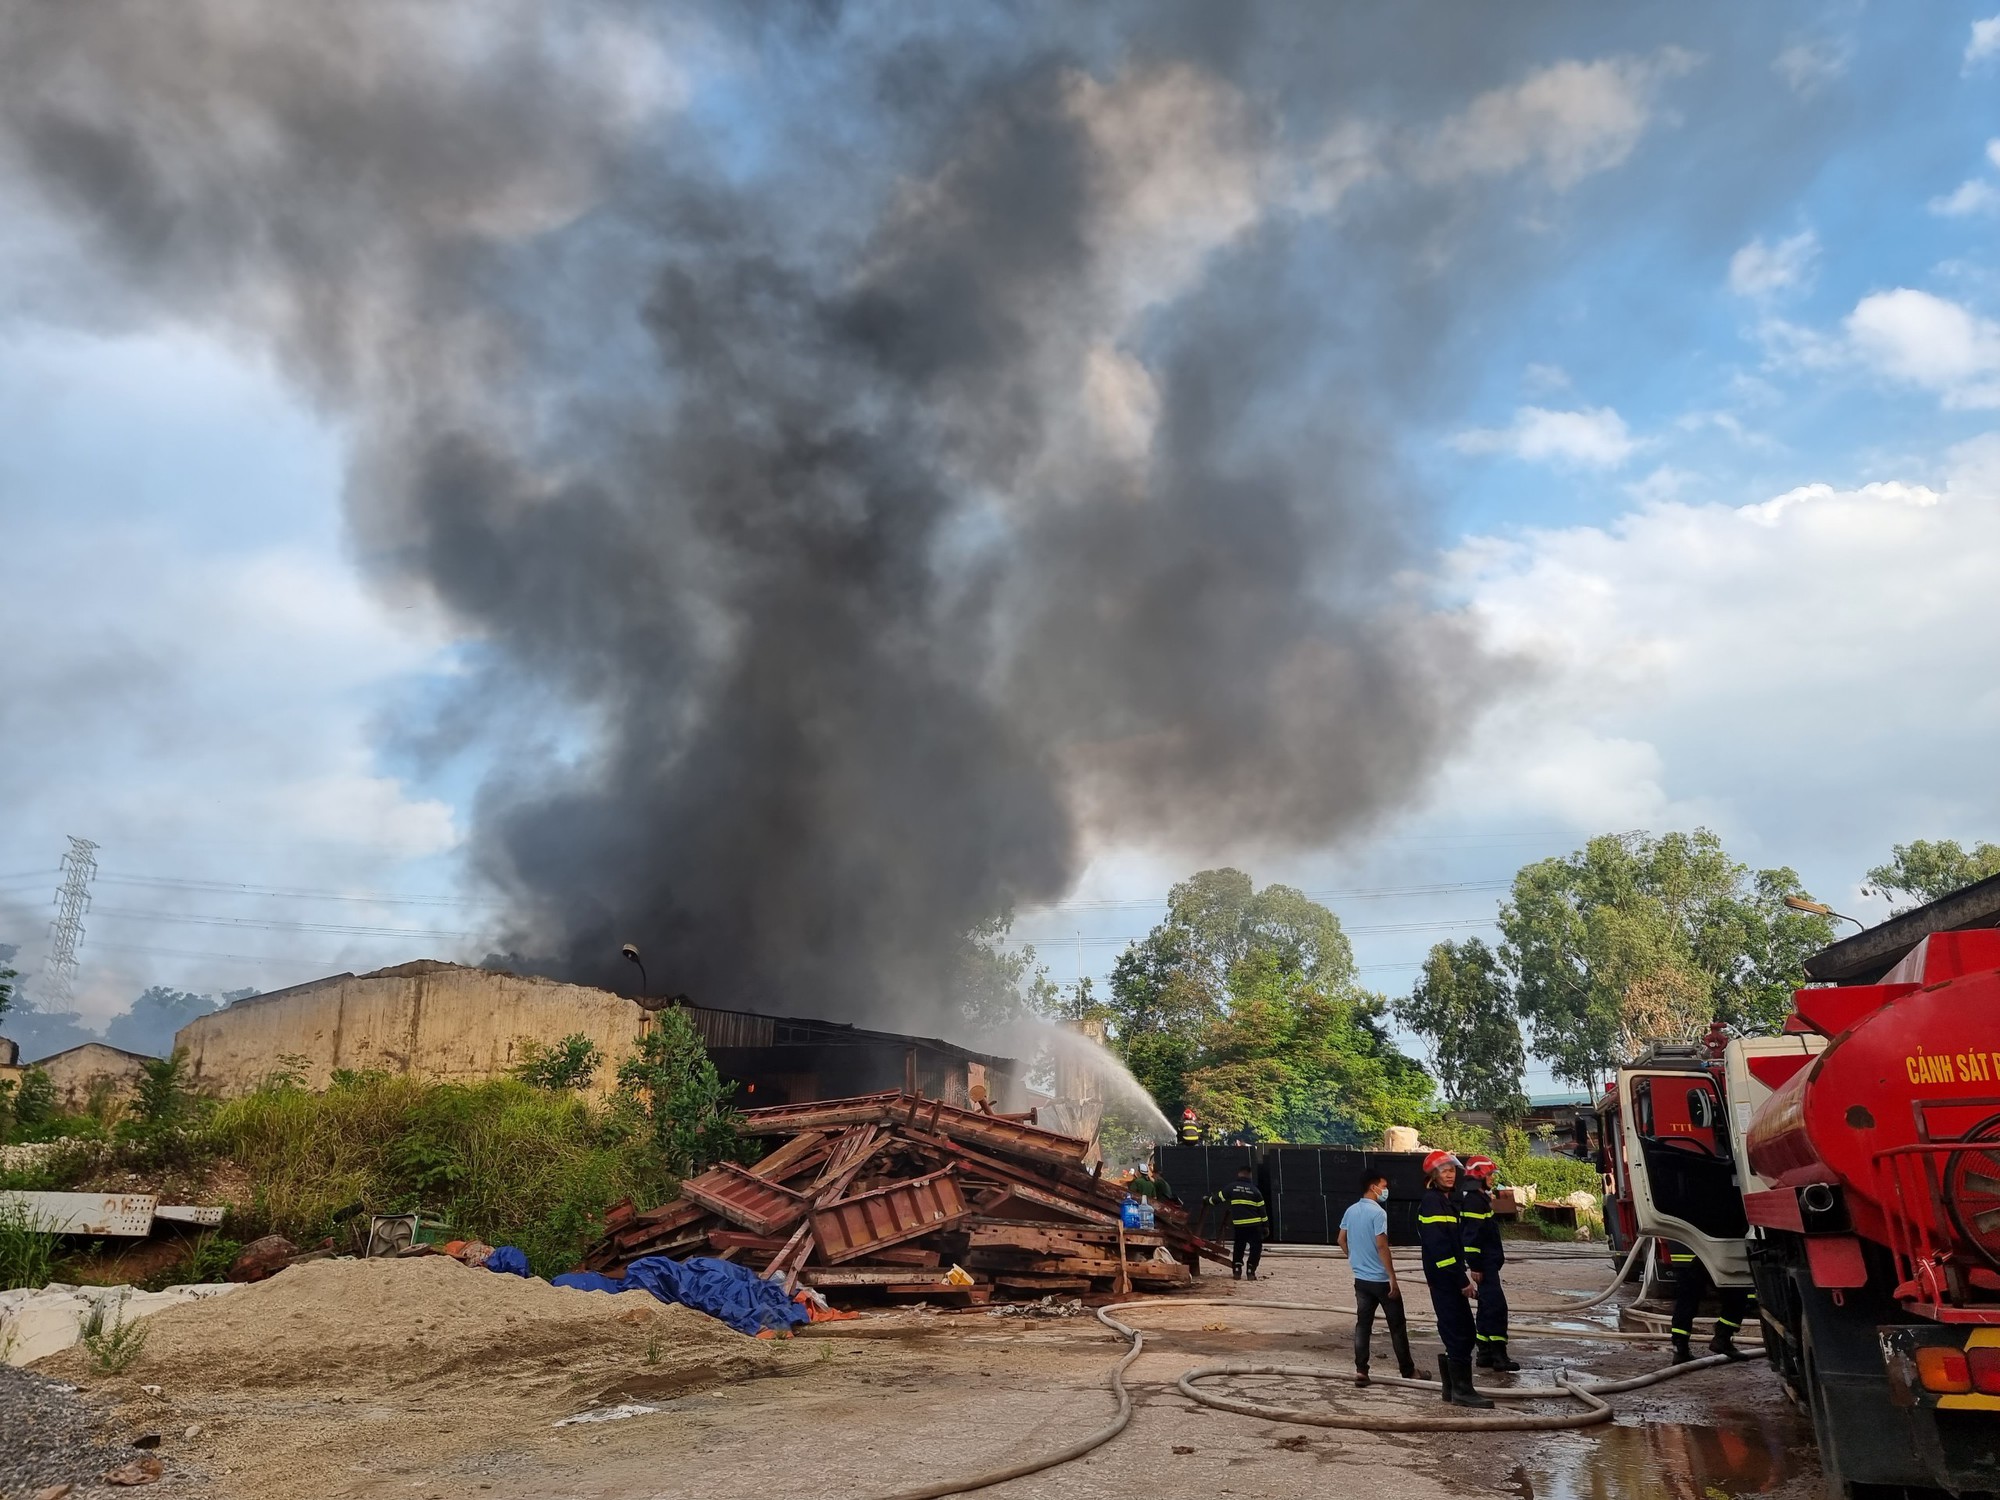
[1207,1165,1269,1280]
[1419,1150,1492,1408]
[1456,1154,1519,1372]
[1664,1240,1751,1364]
[1179,1107,1205,1144]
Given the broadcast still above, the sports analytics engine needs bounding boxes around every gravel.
[0,1361,203,1499]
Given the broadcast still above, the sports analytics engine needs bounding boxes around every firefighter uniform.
[1665,1241,1751,1362]
[1208,1174,1268,1279]
[1456,1177,1516,1369]
[1179,1114,1204,1144]
[1418,1184,1477,1361]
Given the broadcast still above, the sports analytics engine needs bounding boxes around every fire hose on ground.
[858,1241,1759,1500]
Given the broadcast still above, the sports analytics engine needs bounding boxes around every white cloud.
[0,328,465,1018]
[1928,140,2000,217]
[1452,405,1638,468]
[1846,287,2000,407]
[1417,50,1699,190]
[1773,38,1850,98]
[1728,230,1819,297]
[1432,439,2000,889]
[1967,15,2000,68]
[1932,179,2000,217]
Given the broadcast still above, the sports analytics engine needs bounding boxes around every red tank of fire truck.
[1599,872,2000,1496]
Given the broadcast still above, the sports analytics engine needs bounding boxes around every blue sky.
[3,6,1999,1095]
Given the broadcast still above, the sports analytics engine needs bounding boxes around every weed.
[645,1331,663,1366]
[79,1296,150,1374]
[0,1198,58,1290]
[514,1033,604,1091]
[205,1074,675,1276]
[180,1231,243,1284]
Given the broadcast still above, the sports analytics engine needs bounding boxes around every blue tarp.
[484,1246,532,1277]
[554,1255,811,1337]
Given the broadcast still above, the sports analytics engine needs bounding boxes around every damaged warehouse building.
[171,959,1024,1110]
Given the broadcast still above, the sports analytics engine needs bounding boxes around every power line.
[95,872,506,909]
[86,938,417,969]
[88,906,483,941]
[1036,879,1510,913]
[1006,917,1498,946]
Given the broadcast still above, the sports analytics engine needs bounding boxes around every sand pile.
[43,1254,775,1400]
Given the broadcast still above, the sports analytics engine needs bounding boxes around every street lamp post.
[620,942,649,998]
[1783,895,1864,930]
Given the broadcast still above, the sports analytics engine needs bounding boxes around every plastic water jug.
[1138,1197,1156,1231]
[1120,1195,1143,1229]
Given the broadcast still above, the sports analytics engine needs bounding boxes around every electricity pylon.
[42,835,98,1010]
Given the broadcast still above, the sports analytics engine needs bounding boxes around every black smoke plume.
[0,2,1842,1024]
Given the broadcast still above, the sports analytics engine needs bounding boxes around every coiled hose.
[857,1256,1756,1500]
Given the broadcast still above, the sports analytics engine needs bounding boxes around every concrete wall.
[35,1043,152,1110]
[175,960,648,1099]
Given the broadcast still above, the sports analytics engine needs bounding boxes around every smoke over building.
[5,3,1799,1030]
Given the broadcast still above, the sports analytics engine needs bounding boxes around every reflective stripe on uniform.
[1670,1254,1695,1262]
[1461,1210,1492,1220]
[1717,1317,1740,1328]
[1418,1214,1457,1224]
[1671,1325,1691,1336]
[1434,1256,1457,1267]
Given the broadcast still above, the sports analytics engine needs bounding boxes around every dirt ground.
[46,1242,1819,1500]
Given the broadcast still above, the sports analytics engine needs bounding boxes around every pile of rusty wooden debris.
[580,1091,1224,1306]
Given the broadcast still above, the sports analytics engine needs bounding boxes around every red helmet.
[1463,1155,1497,1180]
[1183,1106,1197,1118]
[1422,1150,1461,1177]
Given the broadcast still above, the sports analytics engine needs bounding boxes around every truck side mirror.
[1686,1088,1712,1129]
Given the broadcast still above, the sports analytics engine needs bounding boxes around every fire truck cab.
[1600,1035,1822,1291]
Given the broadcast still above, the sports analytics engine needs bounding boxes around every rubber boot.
[1670,1335,1693,1366]
[1490,1340,1522,1373]
[1446,1356,1494,1410]
[1708,1328,1747,1363]
[1475,1343,1495,1369]
[1435,1352,1454,1403]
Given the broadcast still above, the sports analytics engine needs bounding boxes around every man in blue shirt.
[1337,1171,1416,1386]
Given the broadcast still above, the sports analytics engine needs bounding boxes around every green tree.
[1866,839,2000,911]
[952,913,1061,1039]
[0,963,14,1027]
[1184,949,1433,1144]
[133,1048,196,1129]
[1500,829,1834,1088]
[512,1033,603,1090]
[615,1007,741,1176]
[1101,869,1430,1140]
[1397,939,1528,1121]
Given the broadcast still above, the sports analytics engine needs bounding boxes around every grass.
[79,1296,150,1373]
[205,1074,676,1276]
[0,1197,59,1290]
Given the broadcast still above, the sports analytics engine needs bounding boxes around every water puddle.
[1511,1416,1816,1500]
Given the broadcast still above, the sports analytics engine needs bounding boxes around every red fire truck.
[1600,873,2000,1495]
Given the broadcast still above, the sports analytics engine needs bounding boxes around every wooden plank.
[968,1218,1163,1247]
[855,1246,940,1267]
[1115,1219,1131,1297]
[707,1230,791,1253]
[801,1266,956,1287]
[747,1129,831,1181]
[967,1225,1096,1257]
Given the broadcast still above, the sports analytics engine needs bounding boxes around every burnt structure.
[674,1002,1021,1113]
